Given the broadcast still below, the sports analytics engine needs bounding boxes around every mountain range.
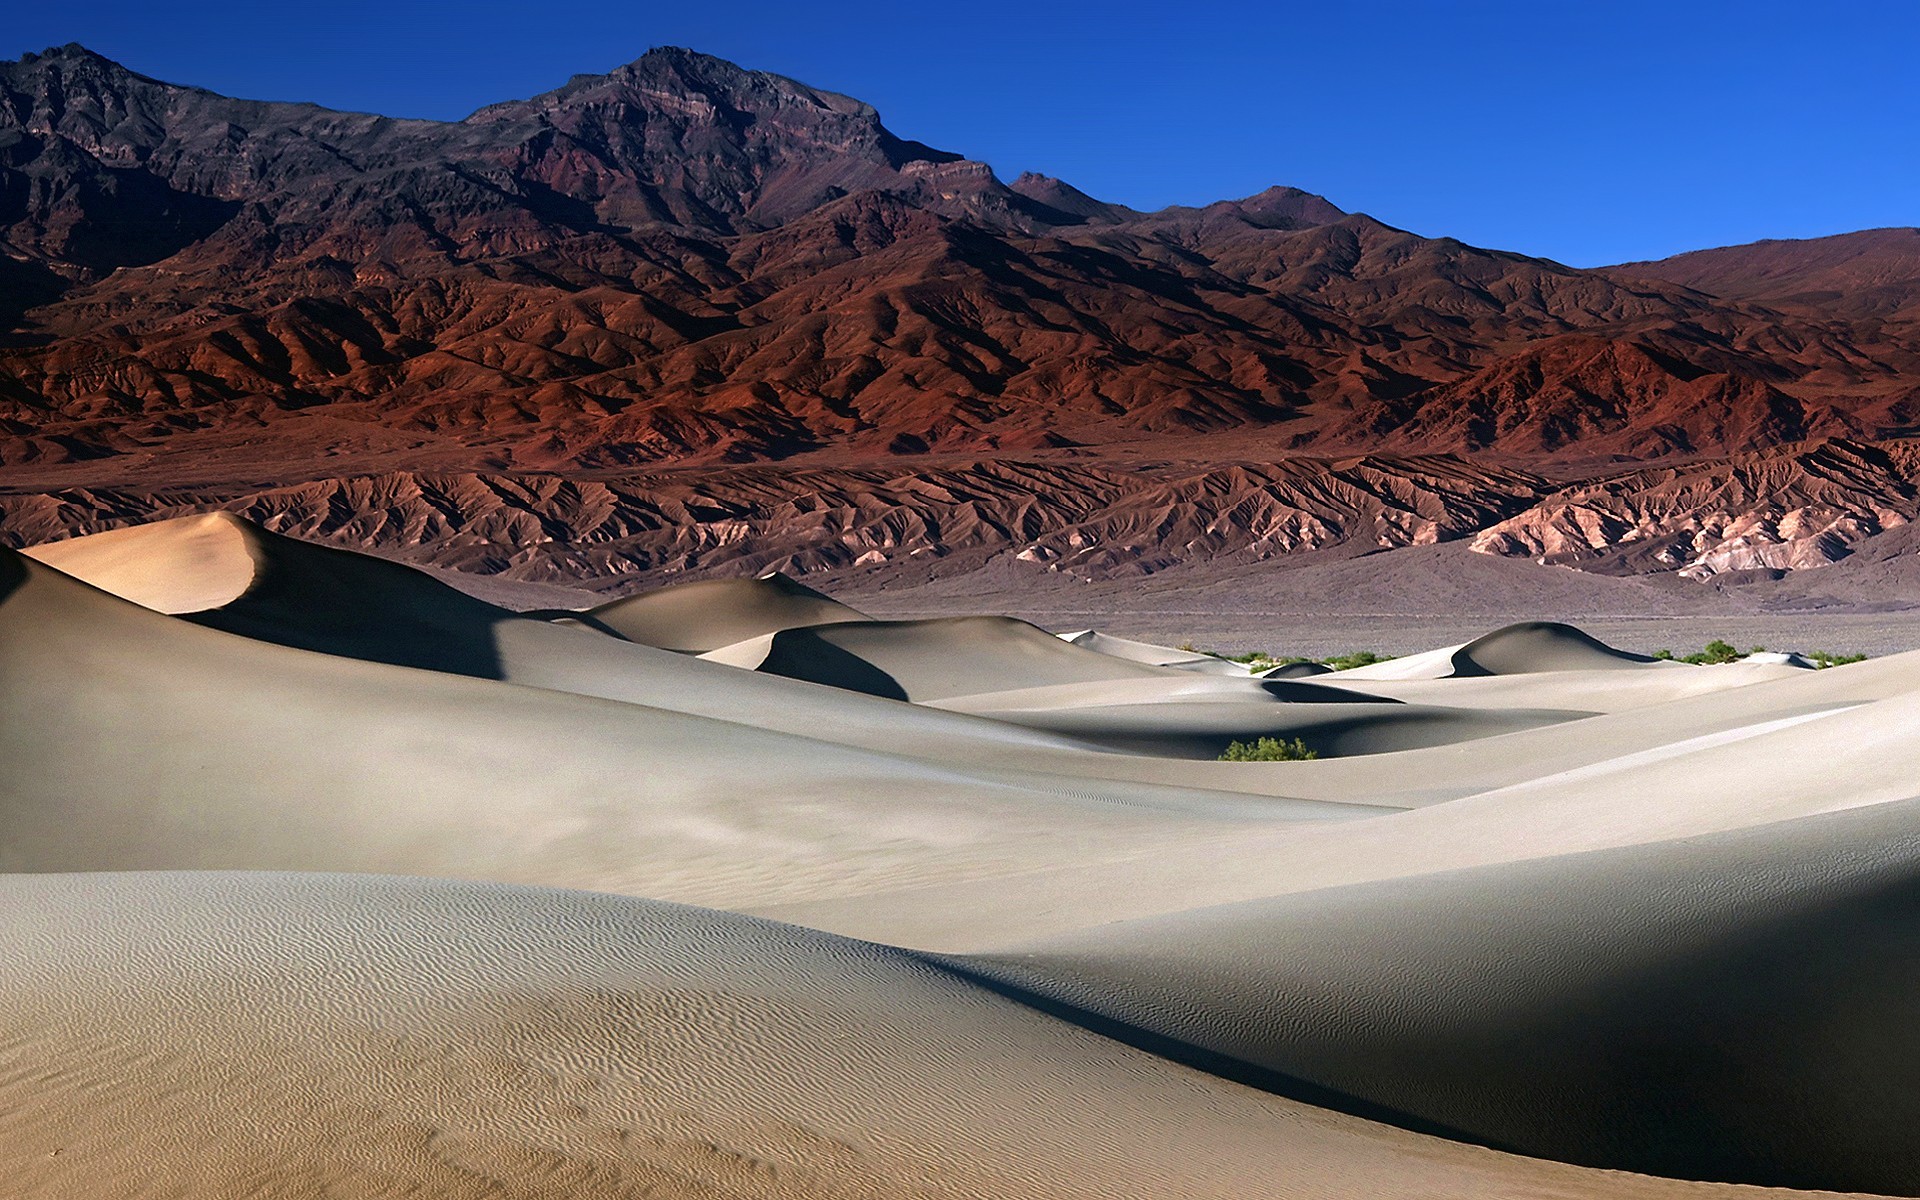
[4,43,1919,592]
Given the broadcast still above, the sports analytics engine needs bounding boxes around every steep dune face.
[707,612,1685,760]
[1326,620,1662,683]
[1061,629,1264,675]
[698,614,1567,759]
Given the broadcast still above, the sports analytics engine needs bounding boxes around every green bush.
[1687,638,1742,664]
[1218,736,1320,762]
[1321,650,1392,671]
[1195,647,1393,672]
[1658,639,1865,668]
[1808,650,1868,669]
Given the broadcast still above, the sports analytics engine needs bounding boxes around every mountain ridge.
[4,44,1919,593]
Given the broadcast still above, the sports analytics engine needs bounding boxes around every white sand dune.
[697,614,1584,755]
[1332,640,1471,679]
[4,518,1918,1198]
[1447,620,1666,674]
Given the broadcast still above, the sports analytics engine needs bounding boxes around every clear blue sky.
[8,0,1914,266]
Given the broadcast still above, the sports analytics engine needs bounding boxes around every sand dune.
[1059,628,1256,675]
[1449,620,1664,674]
[765,677,1920,948]
[583,571,870,651]
[703,612,1593,757]
[5,519,1451,780]
[4,520,1918,1197]
[0,871,1831,1200]
[936,686,1586,757]
[959,797,1920,1192]
[0,548,1383,912]
[740,614,1234,701]
[1337,620,1665,680]
[1346,661,1805,713]
[22,510,263,613]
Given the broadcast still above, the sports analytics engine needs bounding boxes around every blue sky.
[9,0,1914,266]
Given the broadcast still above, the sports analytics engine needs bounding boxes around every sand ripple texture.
[2,516,1916,1198]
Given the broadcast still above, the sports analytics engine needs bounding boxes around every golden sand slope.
[22,510,262,613]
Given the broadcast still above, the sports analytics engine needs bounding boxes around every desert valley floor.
[4,512,1920,1198]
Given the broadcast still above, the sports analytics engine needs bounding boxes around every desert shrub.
[1218,736,1320,762]
[1185,644,1388,672]
[1808,650,1868,668]
[1679,638,1742,665]
[1243,654,1316,672]
[1321,650,1392,671]
[1661,641,1864,668]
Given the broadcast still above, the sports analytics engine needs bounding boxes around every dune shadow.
[756,629,909,700]
[1258,678,1400,704]
[933,802,1920,1195]
[0,549,26,604]
[180,535,508,680]
[920,955,1514,1153]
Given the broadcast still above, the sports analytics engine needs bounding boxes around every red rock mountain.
[4,44,1919,592]
[1613,228,1920,322]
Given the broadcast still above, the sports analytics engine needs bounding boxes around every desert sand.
[4,514,1918,1197]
